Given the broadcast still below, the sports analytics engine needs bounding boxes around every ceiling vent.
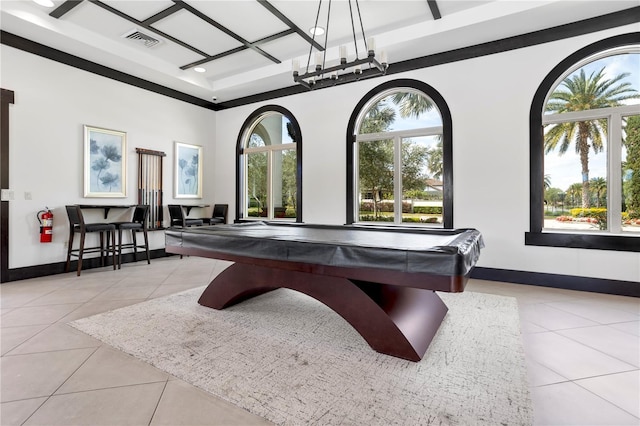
[121,29,161,48]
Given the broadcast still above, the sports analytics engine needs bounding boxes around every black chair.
[203,204,228,225]
[110,205,151,269]
[65,205,117,276]
[168,204,204,227]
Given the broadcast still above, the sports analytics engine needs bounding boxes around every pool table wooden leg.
[198,263,448,362]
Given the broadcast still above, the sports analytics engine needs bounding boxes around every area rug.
[70,287,532,425]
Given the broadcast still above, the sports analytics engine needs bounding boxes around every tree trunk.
[578,124,591,209]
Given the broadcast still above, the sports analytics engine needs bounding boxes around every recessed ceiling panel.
[202,49,274,80]
[100,0,175,22]
[64,2,204,67]
[258,34,311,63]
[191,0,290,42]
[152,8,243,57]
[63,2,142,38]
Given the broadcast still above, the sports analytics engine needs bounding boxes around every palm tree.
[391,92,435,118]
[590,177,607,207]
[545,67,639,208]
[566,182,583,208]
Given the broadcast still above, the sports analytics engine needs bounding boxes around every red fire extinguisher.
[37,208,53,243]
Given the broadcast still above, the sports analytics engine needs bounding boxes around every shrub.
[413,206,443,215]
[358,215,394,222]
[570,208,607,218]
[402,217,422,223]
[568,208,607,230]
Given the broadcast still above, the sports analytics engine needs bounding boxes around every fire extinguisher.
[37,207,53,243]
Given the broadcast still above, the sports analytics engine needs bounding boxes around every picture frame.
[84,125,127,198]
[174,141,203,199]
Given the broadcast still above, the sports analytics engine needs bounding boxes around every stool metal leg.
[77,232,86,276]
[115,228,121,269]
[111,229,117,270]
[131,231,138,264]
[142,229,150,265]
[65,227,75,273]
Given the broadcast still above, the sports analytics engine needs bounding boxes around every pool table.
[165,222,484,361]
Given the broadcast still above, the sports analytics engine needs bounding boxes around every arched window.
[527,33,640,251]
[236,106,302,222]
[347,79,453,227]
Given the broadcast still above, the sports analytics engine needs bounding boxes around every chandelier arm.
[306,0,324,74]
[348,0,359,59]
[355,0,373,70]
[322,0,332,79]
[356,0,368,51]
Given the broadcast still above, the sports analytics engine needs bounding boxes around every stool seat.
[80,223,117,232]
[111,221,143,230]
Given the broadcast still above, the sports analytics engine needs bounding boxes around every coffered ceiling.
[1,0,638,108]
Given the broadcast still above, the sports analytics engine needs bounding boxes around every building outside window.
[351,84,450,226]
[238,107,301,221]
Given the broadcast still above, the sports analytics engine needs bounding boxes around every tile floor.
[1,256,638,425]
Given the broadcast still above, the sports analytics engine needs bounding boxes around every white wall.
[215,23,640,283]
[2,46,216,269]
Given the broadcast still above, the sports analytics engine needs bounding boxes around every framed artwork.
[174,141,203,199]
[84,125,127,197]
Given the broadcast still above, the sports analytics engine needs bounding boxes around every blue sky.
[545,52,639,191]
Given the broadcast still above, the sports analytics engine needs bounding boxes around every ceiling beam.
[257,0,324,51]
[427,0,441,20]
[175,0,281,65]
[49,0,83,19]
[142,3,183,26]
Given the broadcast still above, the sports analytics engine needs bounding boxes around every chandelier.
[292,0,388,90]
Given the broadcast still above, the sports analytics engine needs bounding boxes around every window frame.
[236,105,303,222]
[346,79,453,227]
[526,32,640,252]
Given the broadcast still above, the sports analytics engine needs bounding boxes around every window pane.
[243,111,298,221]
[248,114,293,148]
[543,119,608,231]
[246,152,267,217]
[359,92,441,134]
[401,136,442,224]
[546,53,640,116]
[274,149,297,219]
[358,139,394,222]
[248,133,265,148]
[623,114,640,233]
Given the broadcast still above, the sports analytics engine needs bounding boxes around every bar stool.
[167,204,202,259]
[168,204,204,227]
[65,205,117,276]
[202,204,228,225]
[110,205,151,269]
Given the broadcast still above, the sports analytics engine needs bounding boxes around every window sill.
[525,231,639,252]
